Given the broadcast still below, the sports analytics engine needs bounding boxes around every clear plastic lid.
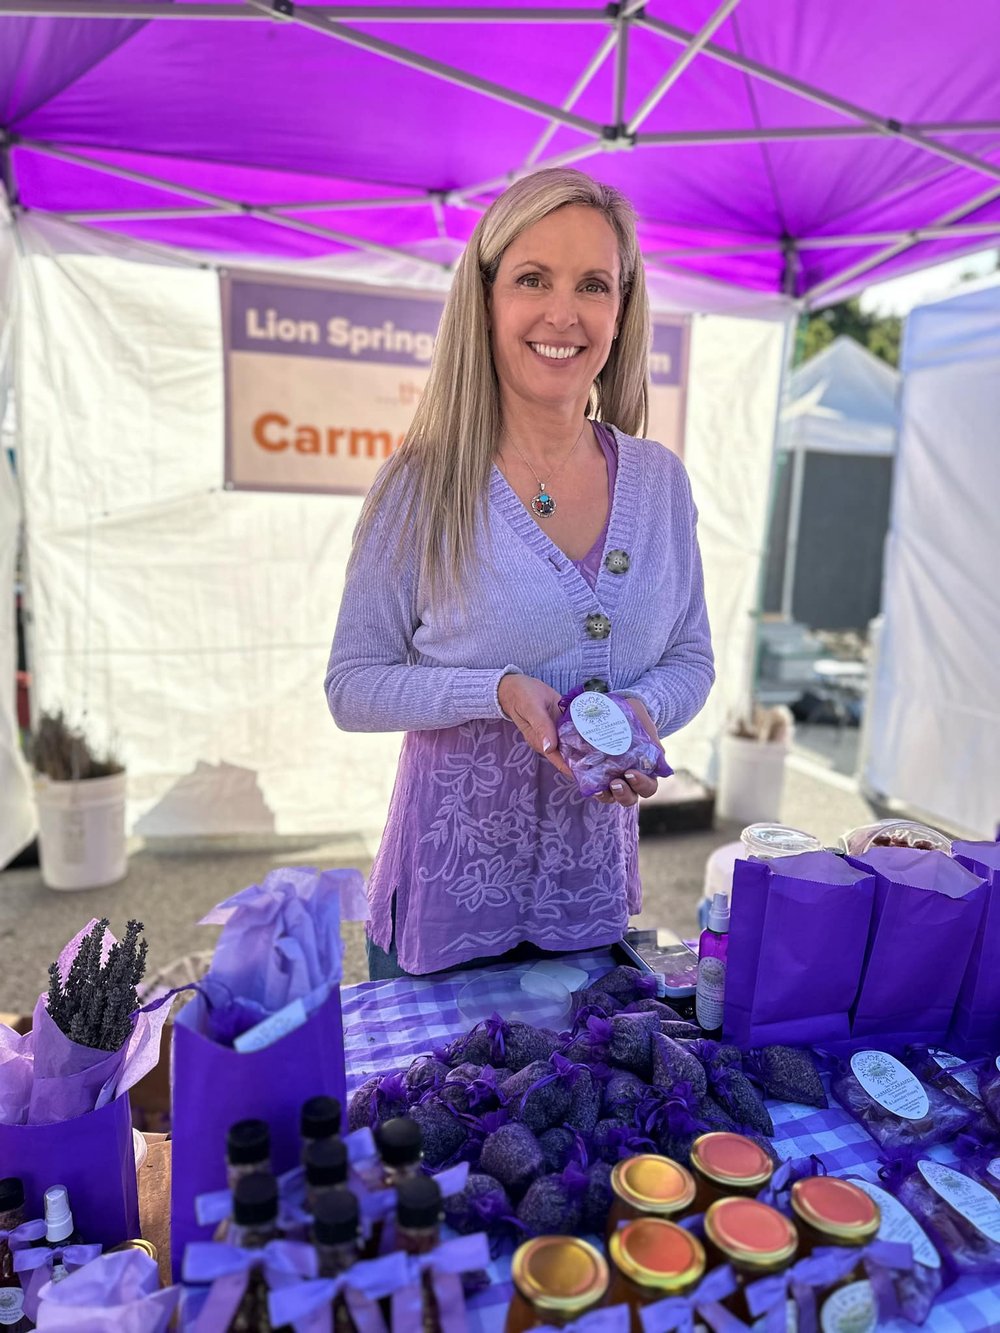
[739,823,824,858]
[841,819,952,856]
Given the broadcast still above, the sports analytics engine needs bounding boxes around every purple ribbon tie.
[183,1238,317,1332]
[269,1250,409,1329]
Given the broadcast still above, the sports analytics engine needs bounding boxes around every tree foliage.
[798,298,902,368]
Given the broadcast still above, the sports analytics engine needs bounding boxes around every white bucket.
[716,735,788,824]
[35,772,128,891]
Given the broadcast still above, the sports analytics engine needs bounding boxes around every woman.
[326,168,714,980]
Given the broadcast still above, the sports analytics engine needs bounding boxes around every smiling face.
[488,204,622,420]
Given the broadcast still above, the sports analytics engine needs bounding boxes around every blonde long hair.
[353,167,651,599]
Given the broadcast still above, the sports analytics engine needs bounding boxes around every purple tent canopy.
[1,0,999,303]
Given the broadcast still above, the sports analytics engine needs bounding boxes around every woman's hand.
[595,695,665,808]
[498,673,573,778]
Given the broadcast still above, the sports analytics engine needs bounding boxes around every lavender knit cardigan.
[326,425,714,738]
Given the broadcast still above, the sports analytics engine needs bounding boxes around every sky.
[858,246,999,316]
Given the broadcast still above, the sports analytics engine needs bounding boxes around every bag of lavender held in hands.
[557,689,671,798]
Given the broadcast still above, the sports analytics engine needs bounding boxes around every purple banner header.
[227,278,444,367]
[649,320,687,387]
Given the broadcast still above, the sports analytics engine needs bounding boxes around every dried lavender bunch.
[47,919,148,1051]
[30,710,123,782]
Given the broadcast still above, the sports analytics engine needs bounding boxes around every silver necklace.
[504,420,589,518]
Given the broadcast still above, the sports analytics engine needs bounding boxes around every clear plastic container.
[841,820,951,856]
[457,968,571,1030]
[739,823,823,858]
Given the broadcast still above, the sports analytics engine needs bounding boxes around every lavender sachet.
[556,689,671,798]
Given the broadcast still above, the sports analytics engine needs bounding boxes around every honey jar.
[689,1132,774,1211]
[703,1197,798,1323]
[607,1155,697,1236]
[505,1237,609,1333]
[608,1218,706,1333]
[790,1177,879,1332]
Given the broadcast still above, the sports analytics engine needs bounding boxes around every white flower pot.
[34,771,127,891]
[716,734,789,824]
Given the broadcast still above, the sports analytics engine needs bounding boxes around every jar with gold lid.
[689,1133,774,1212]
[608,1218,706,1333]
[703,1197,797,1323]
[505,1237,609,1333]
[790,1177,879,1333]
[607,1156,697,1237]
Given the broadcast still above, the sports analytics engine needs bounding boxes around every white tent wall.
[14,216,788,840]
[0,209,37,868]
[866,281,1000,837]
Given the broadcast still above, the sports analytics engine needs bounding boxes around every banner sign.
[646,316,690,459]
[222,273,445,495]
[222,273,690,494]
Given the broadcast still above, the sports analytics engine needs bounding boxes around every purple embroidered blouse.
[326,424,714,974]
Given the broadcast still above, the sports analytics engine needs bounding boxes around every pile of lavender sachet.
[348,966,826,1240]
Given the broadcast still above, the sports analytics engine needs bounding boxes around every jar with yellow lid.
[607,1155,697,1237]
[608,1218,706,1333]
[689,1133,774,1212]
[790,1177,879,1333]
[703,1197,798,1324]
[505,1237,609,1333]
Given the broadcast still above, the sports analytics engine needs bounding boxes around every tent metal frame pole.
[802,179,1000,304]
[451,139,603,205]
[247,0,605,137]
[0,1,607,17]
[625,0,742,137]
[636,12,1000,188]
[780,443,805,621]
[612,8,629,129]
[521,30,617,170]
[646,221,1000,259]
[636,121,1000,146]
[259,209,445,266]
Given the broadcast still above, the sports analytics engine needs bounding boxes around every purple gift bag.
[0,1092,139,1247]
[950,840,1000,1053]
[170,982,346,1280]
[847,847,987,1049]
[724,850,876,1048]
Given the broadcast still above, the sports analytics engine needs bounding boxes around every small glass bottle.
[376,1117,423,1187]
[790,1177,879,1333]
[689,1133,775,1213]
[505,1237,609,1333]
[696,892,729,1039]
[608,1217,707,1333]
[703,1197,798,1325]
[0,1177,32,1332]
[226,1119,272,1191]
[43,1186,81,1284]
[305,1139,349,1214]
[607,1155,697,1238]
[225,1173,281,1333]
[394,1178,443,1333]
[301,1097,342,1162]
[312,1188,361,1278]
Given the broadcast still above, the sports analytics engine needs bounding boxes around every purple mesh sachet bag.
[557,689,671,798]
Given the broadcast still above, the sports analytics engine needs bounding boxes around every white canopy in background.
[781,336,900,458]
[3,213,788,845]
[866,280,1000,837]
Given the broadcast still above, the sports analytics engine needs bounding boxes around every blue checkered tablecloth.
[340,950,1000,1333]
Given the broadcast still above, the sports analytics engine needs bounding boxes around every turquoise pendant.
[531,490,556,518]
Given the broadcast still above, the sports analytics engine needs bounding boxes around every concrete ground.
[0,725,895,1013]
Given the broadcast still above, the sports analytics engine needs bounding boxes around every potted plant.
[716,703,794,825]
[30,710,127,891]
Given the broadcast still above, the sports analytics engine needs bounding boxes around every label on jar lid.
[928,1048,979,1097]
[569,692,632,756]
[847,1177,940,1269]
[850,1051,929,1120]
[819,1280,876,1333]
[917,1161,1000,1242]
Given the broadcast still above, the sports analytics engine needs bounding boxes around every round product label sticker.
[569,691,632,756]
[819,1280,876,1333]
[929,1048,980,1098]
[848,1177,940,1269]
[918,1160,1000,1243]
[989,1158,1000,1185]
[850,1051,929,1119]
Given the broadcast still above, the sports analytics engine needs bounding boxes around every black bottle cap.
[312,1187,359,1246]
[0,1178,24,1212]
[375,1116,423,1167]
[305,1138,348,1187]
[232,1172,279,1227]
[301,1095,341,1141]
[226,1119,270,1167]
[396,1176,441,1231]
